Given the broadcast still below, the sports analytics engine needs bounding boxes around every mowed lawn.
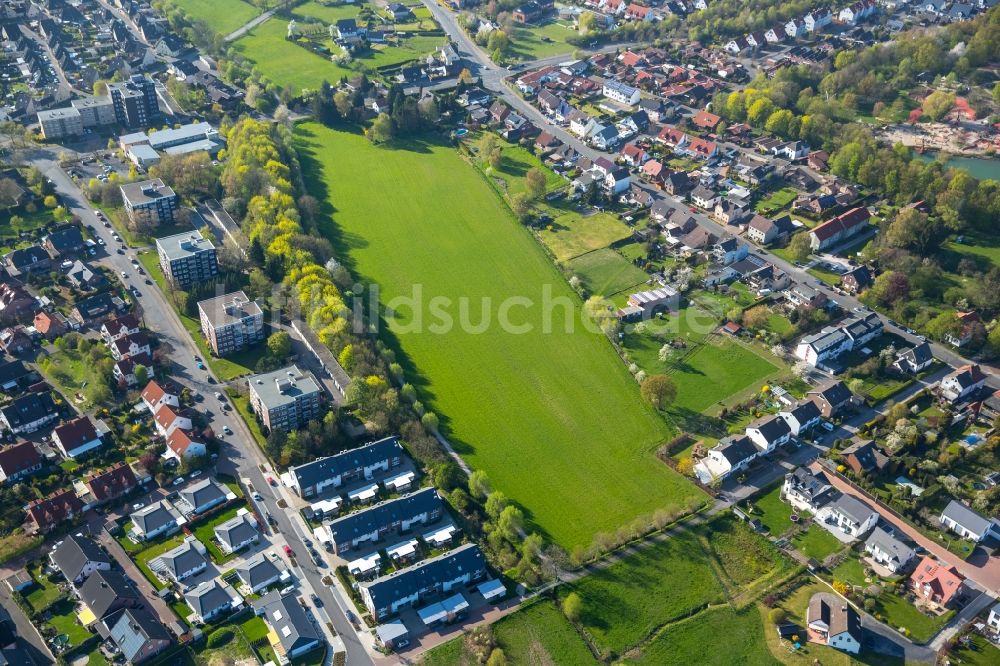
[540,211,633,262]
[568,530,724,657]
[623,607,774,666]
[168,0,259,35]
[509,23,578,60]
[568,248,649,297]
[296,123,699,549]
[666,338,781,413]
[232,20,353,95]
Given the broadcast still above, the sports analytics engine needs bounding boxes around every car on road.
[116,248,124,254]
[252,492,263,501]
[130,257,139,265]
[193,392,203,402]
[172,477,185,486]
[223,425,232,435]
[121,271,128,279]
[144,278,152,285]
[130,286,140,298]
[310,593,322,607]
[196,361,205,370]
[283,544,293,557]
[267,476,277,487]
[190,470,202,478]
[97,238,105,245]
[887,319,899,328]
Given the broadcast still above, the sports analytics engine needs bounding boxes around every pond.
[918,152,1000,181]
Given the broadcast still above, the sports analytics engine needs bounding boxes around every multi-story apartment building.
[121,179,178,227]
[37,107,83,139]
[197,291,264,356]
[71,95,116,128]
[155,230,217,288]
[247,365,321,433]
[108,75,160,128]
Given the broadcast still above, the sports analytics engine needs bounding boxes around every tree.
[486,649,507,666]
[562,592,583,621]
[458,68,474,85]
[510,192,531,221]
[922,90,956,122]
[640,374,676,410]
[578,11,597,34]
[333,91,352,118]
[134,365,148,387]
[497,505,524,540]
[488,146,503,170]
[768,608,786,624]
[267,331,292,359]
[93,80,108,96]
[468,470,491,499]
[484,491,508,519]
[993,82,1000,107]
[43,195,57,208]
[788,232,812,263]
[525,167,546,201]
[433,461,463,491]
[884,208,932,253]
[743,305,770,330]
[421,411,439,434]
[369,113,394,144]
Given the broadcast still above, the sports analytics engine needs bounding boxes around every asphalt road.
[29,147,375,666]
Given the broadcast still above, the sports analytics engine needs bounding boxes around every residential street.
[24,145,378,666]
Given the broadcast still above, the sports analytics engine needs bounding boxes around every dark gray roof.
[831,493,877,526]
[131,500,180,535]
[214,513,258,550]
[785,400,821,424]
[941,499,996,536]
[361,544,486,612]
[865,527,914,565]
[291,436,403,490]
[107,607,169,662]
[236,553,281,589]
[750,414,791,444]
[812,380,852,406]
[183,580,238,618]
[0,392,57,429]
[716,435,757,466]
[899,342,933,367]
[785,467,834,505]
[253,592,320,654]
[51,534,111,582]
[78,570,140,619]
[157,539,206,577]
[179,478,228,512]
[328,487,442,547]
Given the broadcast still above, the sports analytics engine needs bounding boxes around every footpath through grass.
[295,122,700,549]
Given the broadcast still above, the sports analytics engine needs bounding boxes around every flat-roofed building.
[121,179,177,227]
[108,75,160,128]
[155,230,217,288]
[37,107,83,139]
[71,96,116,127]
[247,365,321,433]
[198,291,264,356]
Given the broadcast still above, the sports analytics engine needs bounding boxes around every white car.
[190,470,203,478]
[223,425,232,435]
[172,476,185,486]
[132,502,144,511]
[121,271,128,279]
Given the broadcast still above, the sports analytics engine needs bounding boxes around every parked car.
[223,425,232,435]
[172,477,185,486]
[283,544,293,557]
[132,502,144,510]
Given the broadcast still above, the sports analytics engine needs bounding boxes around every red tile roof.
[86,463,138,502]
[909,557,964,606]
[692,110,721,130]
[27,489,83,530]
[0,441,41,477]
[810,207,870,242]
[52,416,99,453]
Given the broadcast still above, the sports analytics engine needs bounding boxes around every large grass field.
[567,248,649,297]
[568,530,725,657]
[168,0,259,35]
[623,607,775,666]
[665,337,782,413]
[509,22,578,60]
[296,123,700,549]
[291,0,363,23]
[232,20,353,95]
[539,211,634,262]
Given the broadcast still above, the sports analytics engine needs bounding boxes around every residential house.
[773,140,809,161]
[0,359,32,393]
[359,543,487,621]
[839,266,872,294]
[84,463,138,507]
[110,332,151,362]
[945,311,982,348]
[746,414,792,454]
[591,125,620,150]
[0,391,58,434]
[779,401,822,436]
[0,441,41,484]
[909,557,966,609]
[691,109,721,131]
[34,311,68,340]
[724,36,749,53]
[154,537,208,582]
[840,439,889,475]
[0,327,32,354]
[746,214,795,245]
[690,184,718,209]
[72,292,122,326]
[808,381,854,419]
[247,365,322,433]
[49,534,112,584]
[693,435,758,484]
[986,602,999,632]
[26,489,84,533]
[236,553,286,594]
[893,342,933,374]
[807,594,861,654]
[712,236,749,265]
[326,487,443,555]
[42,225,85,258]
[253,592,322,659]
[687,137,718,160]
[4,246,51,275]
[78,570,140,622]
[166,429,207,462]
[627,287,678,314]
[781,466,836,513]
[864,527,915,574]
[101,314,141,345]
[940,364,987,402]
[288,436,405,498]
[804,8,833,31]
[141,380,179,414]
[106,607,171,663]
[820,494,879,538]
[129,500,185,541]
[0,282,36,321]
[176,478,233,517]
[511,0,554,23]
[153,404,191,438]
[215,510,259,555]
[808,208,871,251]
[714,200,748,226]
[795,313,882,368]
[939,500,1000,543]
[114,354,153,388]
[51,416,102,459]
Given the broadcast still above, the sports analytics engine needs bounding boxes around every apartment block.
[198,291,264,356]
[247,365,321,433]
[121,179,177,227]
[155,230,218,288]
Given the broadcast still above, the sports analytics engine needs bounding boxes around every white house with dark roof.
[236,552,288,593]
[287,436,405,499]
[175,478,234,517]
[253,591,322,659]
[183,579,242,624]
[940,364,987,402]
[782,467,836,513]
[152,536,207,582]
[130,500,185,541]
[215,509,259,554]
[988,602,1000,632]
[325,487,443,555]
[818,494,879,539]
[746,414,791,454]
[864,527,915,573]
[49,534,112,584]
[694,435,758,484]
[894,342,934,374]
[779,400,822,436]
[939,499,1000,543]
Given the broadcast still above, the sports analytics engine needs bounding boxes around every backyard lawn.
[135,534,188,590]
[291,0,362,23]
[539,210,634,261]
[25,566,64,613]
[792,524,843,561]
[568,530,724,657]
[46,598,93,646]
[874,592,954,643]
[567,248,649,297]
[508,22,578,60]
[754,187,798,215]
[168,0,259,35]
[295,122,701,549]
[232,20,353,95]
[36,338,114,409]
[192,504,247,563]
[949,634,1000,666]
[751,484,794,536]
[665,338,782,413]
[622,607,773,666]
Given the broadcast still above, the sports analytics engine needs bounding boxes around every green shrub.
[207,628,234,649]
